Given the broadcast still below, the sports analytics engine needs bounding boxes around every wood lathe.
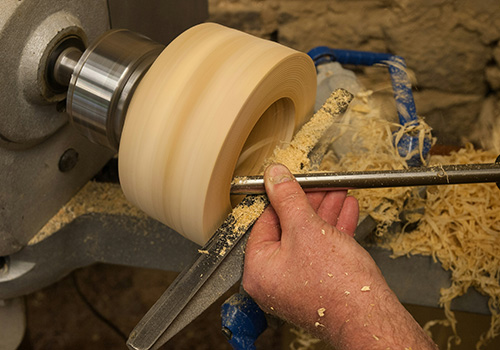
[1,2,318,348]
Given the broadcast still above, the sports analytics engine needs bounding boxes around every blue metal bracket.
[221,293,268,350]
[308,47,432,166]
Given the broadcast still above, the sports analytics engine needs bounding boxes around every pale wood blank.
[119,23,316,245]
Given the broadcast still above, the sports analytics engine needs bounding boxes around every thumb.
[264,163,316,232]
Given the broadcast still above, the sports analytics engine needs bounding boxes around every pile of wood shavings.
[289,327,321,350]
[320,91,433,236]
[389,144,500,349]
[29,182,147,245]
[318,90,500,348]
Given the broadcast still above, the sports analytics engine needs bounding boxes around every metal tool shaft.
[230,163,500,195]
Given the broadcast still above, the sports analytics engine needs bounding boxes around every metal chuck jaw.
[50,30,165,151]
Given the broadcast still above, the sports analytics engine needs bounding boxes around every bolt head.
[58,148,79,172]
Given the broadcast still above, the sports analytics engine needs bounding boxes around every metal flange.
[67,30,164,150]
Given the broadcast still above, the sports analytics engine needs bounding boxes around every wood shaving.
[361,286,371,292]
[373,334,380,341]
[317,307,326,317]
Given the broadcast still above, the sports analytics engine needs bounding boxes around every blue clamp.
[307,46,431,166]
[221,293,268,350]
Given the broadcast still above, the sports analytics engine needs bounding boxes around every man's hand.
[242,163,437,350]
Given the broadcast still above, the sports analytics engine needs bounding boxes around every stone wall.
[209,0,500,146]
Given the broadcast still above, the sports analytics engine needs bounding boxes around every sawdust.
[231,196,267,232]
[230,176,248,186]
[264,89,353,173]
[221,90,353,256]
[29,182,147,245]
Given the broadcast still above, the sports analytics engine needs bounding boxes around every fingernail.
[266,163,294,184]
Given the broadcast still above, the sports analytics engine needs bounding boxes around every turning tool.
[230,162,500,195]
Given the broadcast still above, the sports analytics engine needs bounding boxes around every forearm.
[318,283,437,349]
[271,258,437,350]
